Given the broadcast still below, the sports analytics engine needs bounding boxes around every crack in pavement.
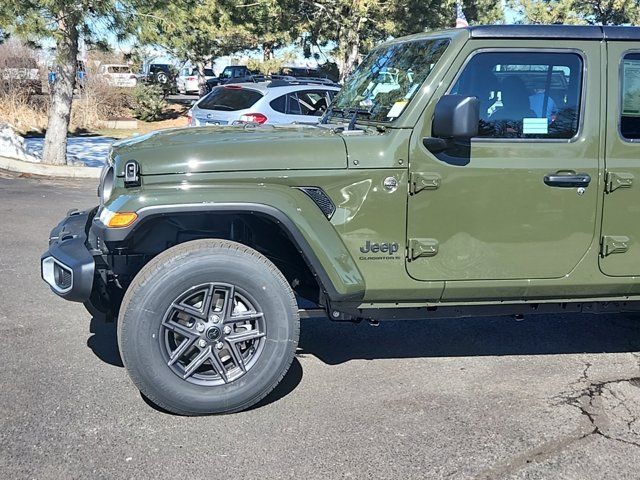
[473,427,595,480]
[474,355,640,479]
[551,356,640,450]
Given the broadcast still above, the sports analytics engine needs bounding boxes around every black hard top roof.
[469,25,640,41]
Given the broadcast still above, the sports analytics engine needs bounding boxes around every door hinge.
[605,172,633,193]
[409,172,441,195]
[408,238,439,260]
[600,235,630,257]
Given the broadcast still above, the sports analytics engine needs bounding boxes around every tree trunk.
[42,23,78,166]
[338,32,360,84]
[197,61,206,96]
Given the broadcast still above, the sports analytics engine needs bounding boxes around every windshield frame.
[326,35,452,127]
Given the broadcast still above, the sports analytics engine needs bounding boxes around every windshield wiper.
[320,106,343,124]
[320,106,372,129]
[346,107,373,130]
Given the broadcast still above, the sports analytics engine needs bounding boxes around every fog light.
[42,257,73,294]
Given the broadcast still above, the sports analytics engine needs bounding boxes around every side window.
[270,94,286,113]
[296,91,327,116]
[621,53,640,140]
[286,93,302,115]
[451,51,583,139]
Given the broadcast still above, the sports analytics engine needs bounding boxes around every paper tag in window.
[523,117,548,135]
[387,101,408,118]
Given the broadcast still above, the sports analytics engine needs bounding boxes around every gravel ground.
[2,170,640,479]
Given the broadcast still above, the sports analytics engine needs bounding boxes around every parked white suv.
[188,80,340,126]
[98,64,136,88]
[177,67,216,94]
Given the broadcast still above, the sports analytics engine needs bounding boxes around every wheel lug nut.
[223,326,231,335]
[211,315,220,323]
[196,323,205,333]
[215,342,224,350]
[198,339,207,348]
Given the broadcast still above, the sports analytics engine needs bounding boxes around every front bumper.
[41,208,97,302]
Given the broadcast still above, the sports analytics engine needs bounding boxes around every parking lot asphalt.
[2,170,640,479]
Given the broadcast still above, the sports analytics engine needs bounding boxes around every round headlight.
[99,165,115,204]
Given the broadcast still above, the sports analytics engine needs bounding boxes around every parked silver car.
[177,67,216,94]
[188,80,340,126]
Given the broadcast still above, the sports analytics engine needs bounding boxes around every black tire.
[155,71,168,85]
[117,239,299,415]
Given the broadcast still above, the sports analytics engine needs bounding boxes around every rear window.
[107,66,132,74]
[621,53,640,140]
[198,86,263,111]
[190,68,215,76]
[107,65,131,73]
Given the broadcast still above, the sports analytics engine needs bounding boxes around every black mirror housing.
[432,95,479,139]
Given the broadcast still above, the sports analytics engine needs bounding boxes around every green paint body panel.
[102,28,640,310]
[407,40,602,283]
[105,179,365,299]
[112,125,348,176]
[599,41,640,276]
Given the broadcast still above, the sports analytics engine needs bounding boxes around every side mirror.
[432,95,479,139]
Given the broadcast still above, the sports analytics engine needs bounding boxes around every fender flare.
[92,202,365,302]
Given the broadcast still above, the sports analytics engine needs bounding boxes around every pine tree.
[302,0,503,82]
[232,0,303,61]
[0,1,170,165]
[135,0,256,91]
[509,0,640,25]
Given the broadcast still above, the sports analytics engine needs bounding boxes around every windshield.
[330,37,450,122]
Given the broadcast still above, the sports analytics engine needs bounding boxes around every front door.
[406,42,601,286]
[599,44,640,276]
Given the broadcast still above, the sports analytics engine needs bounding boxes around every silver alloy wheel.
[159,283,266,386]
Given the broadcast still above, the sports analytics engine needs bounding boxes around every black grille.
[297,187,335,219]
[54,263,72,289]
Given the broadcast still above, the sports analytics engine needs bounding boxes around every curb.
[0,155,101,179]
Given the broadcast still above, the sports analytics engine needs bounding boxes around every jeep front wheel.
[117,239,300,415]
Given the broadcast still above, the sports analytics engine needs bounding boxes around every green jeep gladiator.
[42,25,640,415]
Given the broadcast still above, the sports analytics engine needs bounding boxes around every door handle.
[543,171,591,188]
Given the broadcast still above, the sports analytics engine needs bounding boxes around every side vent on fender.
[297,187,336,219]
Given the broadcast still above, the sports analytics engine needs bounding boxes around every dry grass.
[71,77,133,130]
[0,90,48,133]
[0,80,137,135]
[0,40,163,135]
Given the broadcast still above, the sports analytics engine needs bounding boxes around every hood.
[112,124,347,176]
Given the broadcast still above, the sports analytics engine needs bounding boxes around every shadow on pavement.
[87,316,123,367]
[86,311,640,412]
[88,312,640,370]
[298,313,640,365]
